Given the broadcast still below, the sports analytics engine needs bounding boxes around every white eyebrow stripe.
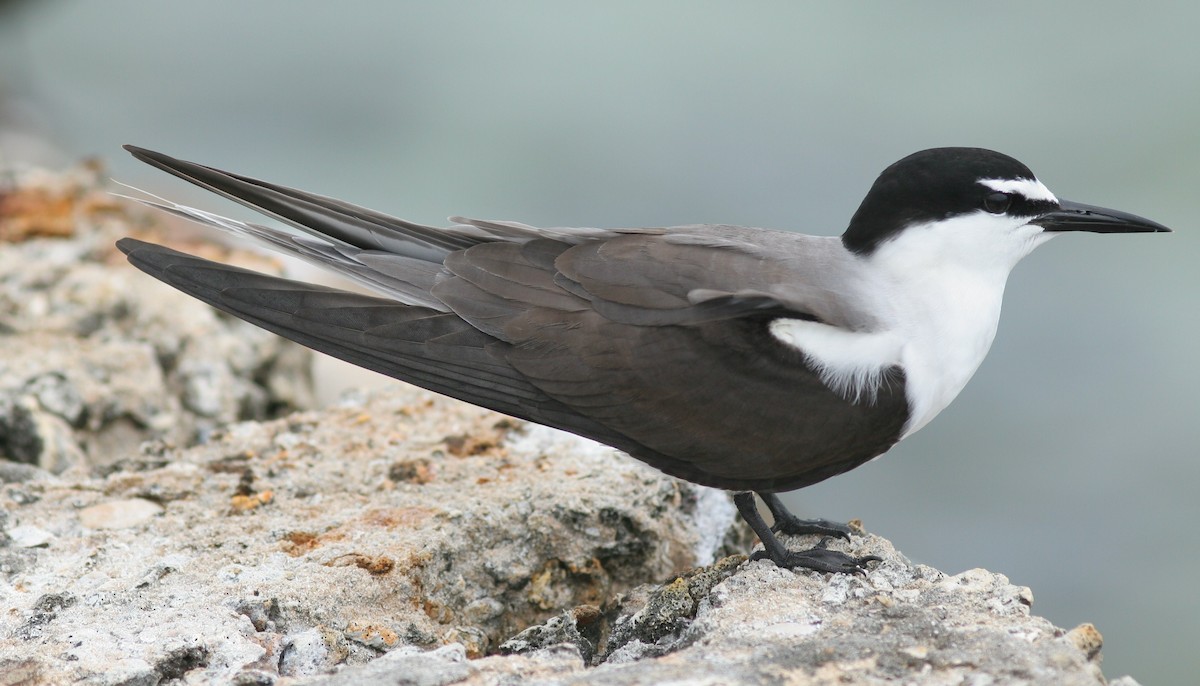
[979,178,1058,203]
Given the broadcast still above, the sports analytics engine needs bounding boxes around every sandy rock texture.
[293,554,1138,686]
[1,383,1137,686]
[0,164,1140,685]
[0,163,313,475]
[1,386,742,685]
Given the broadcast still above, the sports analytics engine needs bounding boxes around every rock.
[0,162,315,474]
[1066,622,1105,660]
[6,524,54,548]
[77,498,164,530]
[564,558,1116,685]
[498,605,603,663]
[0,388,743,685]
[0,383,1142,684]
[282,547,1141,686]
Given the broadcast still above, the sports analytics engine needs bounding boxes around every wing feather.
[125,146,484,259]
[117,238,671,454]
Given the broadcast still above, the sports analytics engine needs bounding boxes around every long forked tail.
[120,145,493,310]
[123,145,484,260]
[116,237,629,446]
[119,146,657,311]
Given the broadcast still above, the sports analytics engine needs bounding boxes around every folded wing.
[120,148,907,491]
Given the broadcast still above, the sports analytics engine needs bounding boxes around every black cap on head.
[842,148,1041,255]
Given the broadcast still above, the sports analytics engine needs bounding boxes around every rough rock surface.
[292,554,1139,686]
[2,384,1139,686]
[0,164,1141,685]
[0,387,743,685]
[0,163,314,475]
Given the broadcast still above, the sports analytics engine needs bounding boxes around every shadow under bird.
[117,146,1169,574]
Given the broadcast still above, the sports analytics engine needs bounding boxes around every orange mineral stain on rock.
[344,622,400,649]
[230,490,274,512]
[360,506,437,529]
[1067,623,1104,660]
[0,160,122,242]
[327,553,396,575]
[281,531,322,556]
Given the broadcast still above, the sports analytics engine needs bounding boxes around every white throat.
[771,211,1056,438]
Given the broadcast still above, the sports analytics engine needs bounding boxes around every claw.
[734,492,878,576]
[752,547,881,574]
[760,494,854,542]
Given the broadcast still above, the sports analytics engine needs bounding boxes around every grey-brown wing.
[116,237,698,466]
[434,236,908,492]
[120,147,668,311]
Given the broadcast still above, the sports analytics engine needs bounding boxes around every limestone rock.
[0,388,742,684]
[77,497,164,530]
[0,382,1142,685]
[287,545,1139,686]
[0,162,314,474]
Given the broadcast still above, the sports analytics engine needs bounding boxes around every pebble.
[7,524,55,548]
[78,498,164,530]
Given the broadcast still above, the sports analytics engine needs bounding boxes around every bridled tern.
[117,145,1170,574]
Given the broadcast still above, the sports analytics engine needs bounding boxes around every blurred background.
[2,2,1196,682]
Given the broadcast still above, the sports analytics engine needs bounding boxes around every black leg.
[760,492,853,541]
[733,492,880,575]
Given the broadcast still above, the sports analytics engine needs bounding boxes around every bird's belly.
[612,362,911,493]
[898,320,999,438]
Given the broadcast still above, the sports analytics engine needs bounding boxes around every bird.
[116,145,1169,574]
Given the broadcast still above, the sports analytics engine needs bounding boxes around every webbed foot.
[749,537,881,574]
[770,515,853,541]
[734,492,879,576]
[760,492,853,541]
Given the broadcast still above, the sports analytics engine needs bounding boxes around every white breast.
[769,272,1002,438]
[770,211,1056,438]
[888,264,1007,436]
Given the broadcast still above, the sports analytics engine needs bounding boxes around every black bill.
[1037,199,1171,233]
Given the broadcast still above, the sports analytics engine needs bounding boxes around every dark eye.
[983,192,1012,214]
